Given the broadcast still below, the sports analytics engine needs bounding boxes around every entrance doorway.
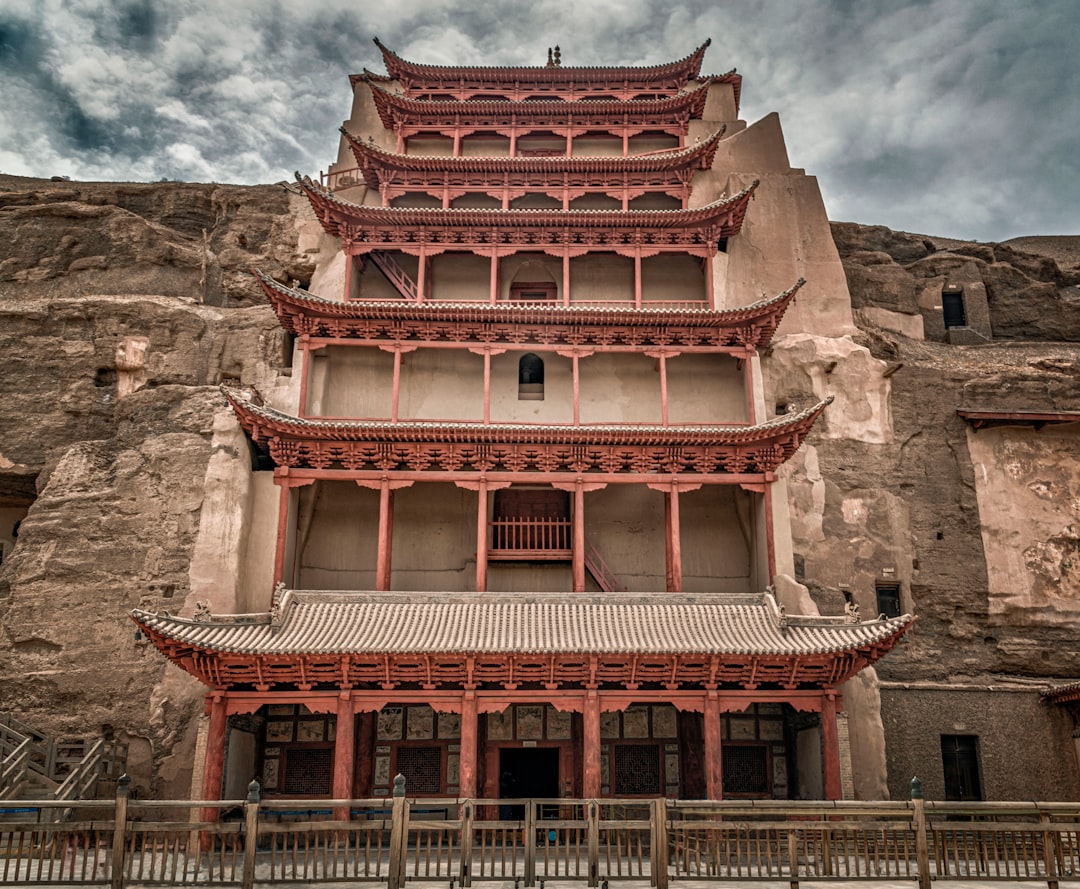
[499,748,560,820]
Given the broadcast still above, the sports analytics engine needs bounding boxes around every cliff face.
[0,175,1077,796]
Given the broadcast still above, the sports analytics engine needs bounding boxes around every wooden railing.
[0,714,126,812]
[489,518,571,557]
[2,776,1080,888]
[367,250,419,301]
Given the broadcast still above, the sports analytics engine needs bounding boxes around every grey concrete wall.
[879,685,1080,801]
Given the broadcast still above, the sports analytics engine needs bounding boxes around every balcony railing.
[489,518,571,559]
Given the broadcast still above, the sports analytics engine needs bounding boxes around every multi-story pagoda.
[134,41,910,805]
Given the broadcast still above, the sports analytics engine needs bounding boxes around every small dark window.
[396,746,443,794]
[876,583,902,618]
[282,748,333,795]
[510,281,557,302]
[941,735,982,801]
[614,744,661,795]
[942,289,966,328]
[518,353,544,400]
[723,744,769,795]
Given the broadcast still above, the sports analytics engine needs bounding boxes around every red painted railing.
[321,167,363,190]
[489,518,571,557]
[368,251,419,301]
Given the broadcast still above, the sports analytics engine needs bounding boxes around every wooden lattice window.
[396,746,443,794]
[614,744,661,795]
[723,744,769,795]
[282,748,333,795]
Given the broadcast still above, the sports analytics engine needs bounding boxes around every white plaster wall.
[641,254,706,302]
[967,425,1080,626]
[665,354,748,424]
[569,253,633,302]
[431,253,493,301]
[297,482,379,590]
[584,486,667,591]
[390,483,478,591]
[237,472,279,613]
[680,486,754,591]
[579,353,661,423]
[399,350,484,420]
[490,351,573,424]
[320,347,395,417]
[461,136,510,156]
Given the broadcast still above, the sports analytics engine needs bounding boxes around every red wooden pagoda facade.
[135,40,909,807]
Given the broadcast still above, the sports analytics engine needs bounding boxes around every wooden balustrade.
[489,518,572,558]
[2,781,1079,888]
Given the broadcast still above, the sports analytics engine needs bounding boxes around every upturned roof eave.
[368,38,713,87]
[342,126,725,176]
[254,268,801,335]
[295,173,757,231]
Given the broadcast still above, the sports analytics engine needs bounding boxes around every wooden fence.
[1,776,1079,888]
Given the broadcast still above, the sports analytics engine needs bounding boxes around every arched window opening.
[518,353,544,400]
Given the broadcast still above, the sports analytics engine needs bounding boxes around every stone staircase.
[0,712,127,818]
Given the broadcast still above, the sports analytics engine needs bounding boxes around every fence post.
[241,780,260,889]
[459,799,474,888]
[525,798,537,887]
[911,776,931,889]
[110,774,131,889]
[652,798,669,889]
[1040,810,1060,889]
[587,800,600,887]
[388,774,408,889]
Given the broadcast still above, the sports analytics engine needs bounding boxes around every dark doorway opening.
[941,734,982,801]
[499,748,560,820]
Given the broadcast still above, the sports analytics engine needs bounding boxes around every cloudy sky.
[1,0,1076,242]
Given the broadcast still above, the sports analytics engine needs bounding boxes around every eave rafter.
[291,174,757,254]
[361,38,714,98]
[223,387,830,476]
[255,269,802,352]
[367,80,710,136]
[342,126,725,194]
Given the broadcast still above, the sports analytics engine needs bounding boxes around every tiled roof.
[1042,680,1080,703]
[223,387,830,446]
[132,590,911,657]
[253,268,802,330]
[368,38,713,83]
[342,126,725,175]
[295,173,758,229]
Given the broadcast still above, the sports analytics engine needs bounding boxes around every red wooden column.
[633,248,642,307]
[489,248,499,302]
[376,479,395,591]
[332,694,356,819]
[703,692,724,800]
[476,479,489,592]
[343,253,356,302]
[416,249,427,302]
[665,482,683,593]
[200,693,227,821]
[583,691,601,798]
[572,481,586,592]
[705,254,715,308]
[272,476,291,587]
[821,690,843,800]
[460,691,479,798]
[562,250,571,306]
[763,483,777,584]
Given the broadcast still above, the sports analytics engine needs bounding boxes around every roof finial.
[546,47,554,67]
[553,44,561,67]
